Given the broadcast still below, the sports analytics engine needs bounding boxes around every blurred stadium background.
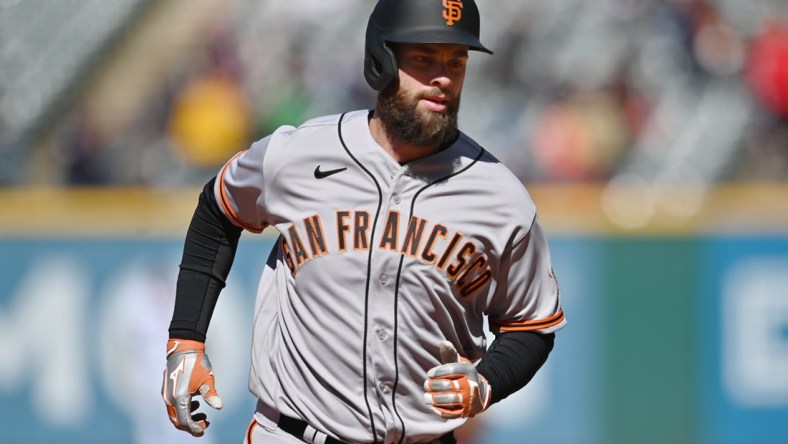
[1,0,787,443]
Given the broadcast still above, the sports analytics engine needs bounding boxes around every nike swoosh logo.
[314,165,347,179]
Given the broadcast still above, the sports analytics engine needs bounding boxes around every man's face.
[376,43,469,149]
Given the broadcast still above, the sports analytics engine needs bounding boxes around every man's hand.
[161,339,223,436]
[424,340,492,419]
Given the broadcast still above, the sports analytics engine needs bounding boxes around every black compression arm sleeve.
[475,331,555,405]
[168,177,243,341]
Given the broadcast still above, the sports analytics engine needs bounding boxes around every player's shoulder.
[269,110,366,140]
[256,111,366,167]
[295,110,367,130]
[297,112,344,128]
[456,136,540,236]
[457,133,536,208]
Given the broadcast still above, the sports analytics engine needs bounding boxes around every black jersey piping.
[337,112,383,443]
[391,144,486,444]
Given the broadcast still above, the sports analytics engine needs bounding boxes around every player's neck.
[368,112,443,165]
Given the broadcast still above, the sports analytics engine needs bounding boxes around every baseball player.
[162,0,566,443]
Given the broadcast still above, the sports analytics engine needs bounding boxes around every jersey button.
[377,329,386,340]
[392,194,401,204]
[379,274,390,285]
[379,382,391,393]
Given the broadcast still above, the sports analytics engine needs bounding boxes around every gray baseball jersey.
[214,109,565,443]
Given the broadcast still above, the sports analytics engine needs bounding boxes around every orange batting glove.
[424,340,492,419]
[161,339,223,436]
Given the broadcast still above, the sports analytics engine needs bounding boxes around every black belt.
[278,415,345,444]
[277,415,456,444]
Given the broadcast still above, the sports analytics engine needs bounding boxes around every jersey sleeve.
[488,215,566,335]
[214,136,272,233]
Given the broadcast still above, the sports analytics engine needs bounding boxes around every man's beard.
[376,84,460,149]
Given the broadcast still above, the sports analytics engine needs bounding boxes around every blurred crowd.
[0,0,787,187]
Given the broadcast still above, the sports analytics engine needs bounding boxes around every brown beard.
[376,83,460,149]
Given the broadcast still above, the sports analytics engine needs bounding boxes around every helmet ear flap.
[364,41,398,91]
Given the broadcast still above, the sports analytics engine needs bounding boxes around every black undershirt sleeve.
[168,177,243,342]
[475,330,555,405]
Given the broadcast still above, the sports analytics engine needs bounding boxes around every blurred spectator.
[747,20,788,117]
[531,90,628,181]
[167,28,252,170]
[692,7,746,77]
[60,109,113,185]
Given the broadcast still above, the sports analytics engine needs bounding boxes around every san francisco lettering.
[280,210,492,297]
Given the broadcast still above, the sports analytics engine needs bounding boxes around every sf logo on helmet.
[443,0,463,26]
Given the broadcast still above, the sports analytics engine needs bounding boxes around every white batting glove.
[424,340,492,419]
[161,339,223,436]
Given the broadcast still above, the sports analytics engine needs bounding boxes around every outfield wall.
[1,186,787,444]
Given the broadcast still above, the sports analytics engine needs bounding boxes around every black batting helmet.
[364,0,493,91]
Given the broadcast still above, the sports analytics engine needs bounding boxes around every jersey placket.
[366,165,411,441]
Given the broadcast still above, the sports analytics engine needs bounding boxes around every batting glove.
[424,340,492,419]
[161,339,223,436]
